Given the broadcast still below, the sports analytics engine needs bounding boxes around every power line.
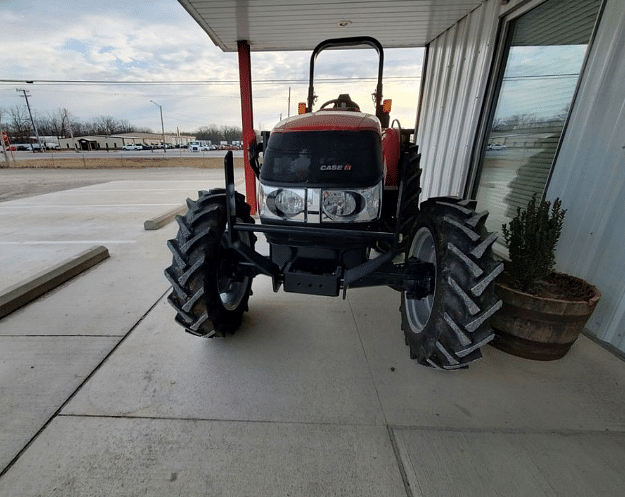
[0,76,419,86]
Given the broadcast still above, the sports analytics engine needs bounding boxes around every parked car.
[122,144,139,151]
[486,143,506,151]
[15,144,32,151]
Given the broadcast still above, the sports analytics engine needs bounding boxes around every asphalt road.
[3,149,244,160]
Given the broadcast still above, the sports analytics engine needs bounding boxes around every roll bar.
[306,36,386,124]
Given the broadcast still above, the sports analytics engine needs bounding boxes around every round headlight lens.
[275,189,304,217]
[323,191,357,219]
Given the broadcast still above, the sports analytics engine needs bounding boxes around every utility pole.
[64,109,76,151]
[17,88,43,153]
[288,87,291,117]
[150,100,166,153]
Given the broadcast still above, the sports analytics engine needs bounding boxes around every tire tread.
[402,197,503,369]
[165,190,255,337]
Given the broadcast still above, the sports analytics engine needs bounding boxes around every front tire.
[401,198,503,369]
[165,189,256,337]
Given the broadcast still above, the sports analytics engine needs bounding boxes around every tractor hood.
[272,111,382,134]
[260,111,384,188]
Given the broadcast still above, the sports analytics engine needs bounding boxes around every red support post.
[237,40,257,214]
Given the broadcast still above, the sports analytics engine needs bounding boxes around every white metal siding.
[547,0,625,351]
[416,0,500,201]
[178,0,485,52]
[420,0,625,354]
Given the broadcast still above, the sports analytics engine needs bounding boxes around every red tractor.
[165,37,503,369]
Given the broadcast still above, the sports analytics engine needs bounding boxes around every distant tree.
[8,106,31,141]
[69,115,151,136]
[44,111,62,137]
[195,125,222,143]
[492,107,571,134]
[555,103,571,122]
[195,125,241,144]
[0,104,178,139]
[221,125,242,143]
[117,119,135,133]
[60,108,78,138]
[92,115,116,134]
[34,115,52,136]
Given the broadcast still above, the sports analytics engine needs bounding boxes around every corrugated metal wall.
[419,0,625,353]
[547,0,625,351]
[416,0,500,200]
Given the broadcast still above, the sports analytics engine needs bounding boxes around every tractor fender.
[382,127,400,187]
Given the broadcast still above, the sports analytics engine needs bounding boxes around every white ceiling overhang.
[177,0,485,51]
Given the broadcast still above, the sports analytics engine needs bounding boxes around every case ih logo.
[320,164,352,171]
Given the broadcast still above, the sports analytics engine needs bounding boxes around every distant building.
[58,132,196,150]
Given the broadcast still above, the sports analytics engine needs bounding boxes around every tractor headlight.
[322,183,382,222]
[275,189,305,217]
[258,181,381,224]
[323,191,357,218]
[258,185,306,222]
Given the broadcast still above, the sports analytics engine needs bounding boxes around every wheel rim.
[405,226,436,334]
[218,230,250,311]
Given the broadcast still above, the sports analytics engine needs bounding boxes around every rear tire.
[399,145,422,252]
[165,189,256,337]
[401,198,503,369]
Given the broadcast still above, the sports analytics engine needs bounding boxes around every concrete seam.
[387,424,625,436]
[345,295,389,427]
[55,413,386,428]
[387,425,420,497]
[346,296,415,495]
[345,294,419,496]
[0,334,127,338]
[0,289,169,479]
[53,413,625,436]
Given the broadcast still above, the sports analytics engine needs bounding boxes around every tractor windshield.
[261,130,383,188]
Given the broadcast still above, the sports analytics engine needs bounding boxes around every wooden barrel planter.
[490,274,601,361]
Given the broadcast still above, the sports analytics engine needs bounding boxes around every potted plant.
[490,194,601,360]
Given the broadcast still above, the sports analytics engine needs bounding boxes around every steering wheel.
[319,97,360,111]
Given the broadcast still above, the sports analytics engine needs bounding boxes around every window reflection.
[475,0,601,237]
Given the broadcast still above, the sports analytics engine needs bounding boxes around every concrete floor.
[1,168,625,496]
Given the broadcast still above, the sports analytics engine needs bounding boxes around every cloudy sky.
[1,0,424,135]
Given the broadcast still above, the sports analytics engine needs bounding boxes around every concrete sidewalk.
[1,169,624,496]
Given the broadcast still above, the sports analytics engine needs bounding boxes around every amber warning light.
[383,99,392,113]
[298,103,307,115]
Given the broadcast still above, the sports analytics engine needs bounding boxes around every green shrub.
[502,194,566,292]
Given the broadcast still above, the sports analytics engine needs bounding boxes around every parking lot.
[1,166,625,495]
